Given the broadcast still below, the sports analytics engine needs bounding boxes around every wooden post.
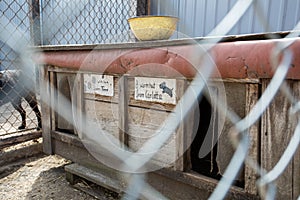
[294,141,300,199]
[50,71,58,132]
[244,83,259,195]
[73,73,84,136]
[119,75,129,148]
[39,65,52,154]
[261,79,294,199]
[293,81,300,199]
[175,79,189,171]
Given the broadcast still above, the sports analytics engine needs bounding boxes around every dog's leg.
[25,93,42,130]
[12,101,26,130]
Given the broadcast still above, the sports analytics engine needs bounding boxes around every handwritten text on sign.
[135,77,176,104]
[84,74,114,97]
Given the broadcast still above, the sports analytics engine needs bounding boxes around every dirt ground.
[0,98,120,200]
[0,151,120,200]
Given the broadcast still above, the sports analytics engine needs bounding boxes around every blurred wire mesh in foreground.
[1,0,300,199]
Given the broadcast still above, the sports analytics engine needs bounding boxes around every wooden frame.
[261,79,300,199]
[38,35,300,199]
[41,66,261,199]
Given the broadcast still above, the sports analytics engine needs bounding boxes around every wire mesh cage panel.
[1,0,300,199]
[40,0,149,45]
[0,0,40,135]
[0,0,149,135]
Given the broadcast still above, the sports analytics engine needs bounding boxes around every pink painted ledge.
[33,37,300,80]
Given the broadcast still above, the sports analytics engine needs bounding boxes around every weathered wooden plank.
[65,163,124,194]
[244,83,259,195]
[0,131,42,149]
[294,141,300,199]
[261,79,294,199]
[125,75,180,166]
[151,169,259,200]
[40,65,53,154]
[84,99,119,139]
[127,105,176,167]
[125,76,182,167]
[175,79,188,171]
[127,104,172,139]
[48,66,122,78]
[119,76,129,148]
[51,131,124,181]
[51,130,259,200]
[73,74,84,136]
[292,81,300,200]
[51,130,84,148]
[50,71,58,133]
[216,82,246,183]
[47,66,91,74]
[209,78,260,84]
[0,143,42,166]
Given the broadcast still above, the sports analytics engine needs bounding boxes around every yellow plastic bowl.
[128,16,179,41]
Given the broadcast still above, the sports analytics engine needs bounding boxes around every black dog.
[0,70,42,130]
[159,82,173,97]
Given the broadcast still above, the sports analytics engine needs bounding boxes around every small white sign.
[135,77,176,104]
[84,74,114,97]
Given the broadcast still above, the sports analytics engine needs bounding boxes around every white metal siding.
[151,0,300,37]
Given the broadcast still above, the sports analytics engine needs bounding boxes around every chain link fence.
[1,0,300,199]
[0,0,39,135]
[0,0,148,135]
[40,0,148,45]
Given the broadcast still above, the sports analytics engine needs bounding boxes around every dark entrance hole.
[190,96,221,180]
[190,93,245,188]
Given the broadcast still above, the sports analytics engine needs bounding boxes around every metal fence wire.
[1,0,300,199]
[0,0,148,134]
[40,0,148,45]
[0,0,40,135]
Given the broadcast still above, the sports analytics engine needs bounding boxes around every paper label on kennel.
[83,74,114,97]
[135,77,176,104]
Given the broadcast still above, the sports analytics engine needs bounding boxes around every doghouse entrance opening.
[190,96,221,179]
[56,74,75,134]
[190,94,244,188]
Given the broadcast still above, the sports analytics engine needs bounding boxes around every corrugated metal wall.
[150,0,300,37]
